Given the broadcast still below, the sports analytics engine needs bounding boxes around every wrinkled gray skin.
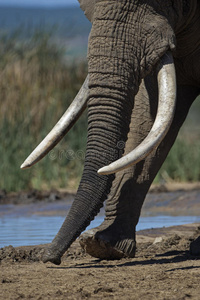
[42,0,200,264]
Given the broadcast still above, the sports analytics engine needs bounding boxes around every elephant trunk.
[42,84,134,265]
[42,3,138,265]
[42,1,176,264]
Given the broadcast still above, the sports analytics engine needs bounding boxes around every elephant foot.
[190,236,200,256]
[41,246,62,265]
[79,223,136,260]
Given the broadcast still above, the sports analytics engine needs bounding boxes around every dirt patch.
[1,224,200,300]
[0,189,75,205]
[149,182,200,193]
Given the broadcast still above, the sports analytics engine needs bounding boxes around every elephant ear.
[78,0,95,22]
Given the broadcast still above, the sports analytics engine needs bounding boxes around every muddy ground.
[1,184,200,300]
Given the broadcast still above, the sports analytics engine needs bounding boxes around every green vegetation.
[0,30,87,191]
[0,30,199,192]
[157,98,200,184]
[157,137,200,182]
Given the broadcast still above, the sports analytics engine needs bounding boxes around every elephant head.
[21,0,199,264]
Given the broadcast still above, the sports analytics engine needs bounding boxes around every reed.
[0,29,87,191]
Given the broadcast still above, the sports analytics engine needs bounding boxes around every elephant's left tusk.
[21,75,89,169]
[98,51,176,175]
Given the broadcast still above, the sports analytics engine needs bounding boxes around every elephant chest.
[174,49,200,88]
[174,1,200,87]
[175,10,200,87]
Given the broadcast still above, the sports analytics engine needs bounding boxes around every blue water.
[1,214,200,248]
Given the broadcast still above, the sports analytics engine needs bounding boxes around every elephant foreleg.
[80,77,199,259]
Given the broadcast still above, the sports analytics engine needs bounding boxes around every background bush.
[0,30,87,191]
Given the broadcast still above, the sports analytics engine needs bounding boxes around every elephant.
[21,0,200,265]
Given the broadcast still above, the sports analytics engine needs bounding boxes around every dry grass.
[0,29,87,191]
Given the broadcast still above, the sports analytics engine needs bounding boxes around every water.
[1,214,200,248]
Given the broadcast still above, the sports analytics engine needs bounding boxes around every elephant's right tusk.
[21,75,89,169]
[98,51,177,175]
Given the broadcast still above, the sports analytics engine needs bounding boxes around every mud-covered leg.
[80,78,199,259]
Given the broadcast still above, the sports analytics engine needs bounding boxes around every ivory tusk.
[98,52,176,175]
[21,75,89,169]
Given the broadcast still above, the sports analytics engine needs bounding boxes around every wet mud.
[1,224,200,299]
